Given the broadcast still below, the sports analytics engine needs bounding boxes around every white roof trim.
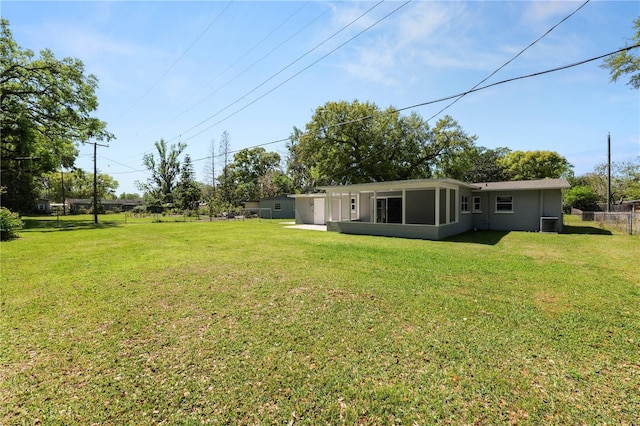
[287,193,327,198]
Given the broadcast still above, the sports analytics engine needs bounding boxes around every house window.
[473,196,481,212]
[38,204,46,211]
[461,195,469,213]
[274,203,282,211]
[351,197,357,213]
[495,196,513,212]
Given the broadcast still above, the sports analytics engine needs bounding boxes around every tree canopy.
[41,169,118,201]
[601,17,640,89]
[137,139,186,207]
[287,100,476,189]
[498,150,573,181]
[576,157,640,205]
[175,154,202,211]
[433,146,511,183]
[215,147,291,206]
[231,147,283,201]
[0,18,113,212]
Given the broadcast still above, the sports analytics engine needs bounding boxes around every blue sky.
[3,0,639,194]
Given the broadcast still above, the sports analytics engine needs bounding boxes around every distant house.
[243,201,260,210]
[290,178,569,240]
[259,195,295,219]
[35,198,51,214]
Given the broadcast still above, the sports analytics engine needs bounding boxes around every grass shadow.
[445,230,510,245]
[22,218,121,232]
[561,224,612,235]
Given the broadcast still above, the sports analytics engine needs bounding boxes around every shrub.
[0,207,23,241]
[564,185,601,211]
[131,205,146,214]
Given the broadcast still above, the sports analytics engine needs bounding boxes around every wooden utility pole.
[60,168,66,215]
[607,133,611,213]
[88,140,109,224]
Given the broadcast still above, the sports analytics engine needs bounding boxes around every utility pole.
[88,139,109,224]
[60,168,66,215]
[607,132,611,213]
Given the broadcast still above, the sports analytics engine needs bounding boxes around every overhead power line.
[329,44,640,130]
[116,1,234,121]
[188,43,640,166]
[105,44,639,178]
[178,0,413,145]
[103,1,338,167]
[168,0,391,144]
[399,45,640,115]
[100,155,150,175]
[426,0,591,122]
[190,138,291,163]
[147,1,320,136]
[318,43,639,184]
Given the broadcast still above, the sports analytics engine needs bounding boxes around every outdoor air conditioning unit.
[540,216,559,233]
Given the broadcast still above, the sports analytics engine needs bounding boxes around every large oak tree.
[601,17,640,89]
[498,150,573,181]
[0,19,113,212]
[287,100,476,189]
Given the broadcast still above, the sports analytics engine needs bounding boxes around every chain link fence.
[572,209,639,235]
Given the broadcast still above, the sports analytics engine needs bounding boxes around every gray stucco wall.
[471,189,564,232]
[328,220,471,240]
[542,189,563,216]
[260,196,294,219]
[458,188,474,233]
[541,189,564,232]
[294,197,315,224]
[471,193,490,230]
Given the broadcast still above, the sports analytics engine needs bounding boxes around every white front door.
[313,198,325,224]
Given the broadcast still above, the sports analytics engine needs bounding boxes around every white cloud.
[524,1,581,23]
[35,22,138,59]
[331,2,380,30]
[334,2,497,86]
[395,1,453,46]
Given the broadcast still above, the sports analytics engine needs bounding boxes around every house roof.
[319,178,477,193]
[290,178,570,197]
[471,178,571,191]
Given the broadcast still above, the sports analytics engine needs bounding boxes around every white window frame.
[495,195,513,213]
[350,194,359,220]
[461,195,469,213]
[472,196,482,213]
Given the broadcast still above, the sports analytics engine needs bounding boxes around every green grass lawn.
[2,215,639,425]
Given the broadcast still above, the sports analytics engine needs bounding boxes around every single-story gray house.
[243,196,295,219]
[259,195,295,219]
[289,178,569,240]
[35,198,51,214]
